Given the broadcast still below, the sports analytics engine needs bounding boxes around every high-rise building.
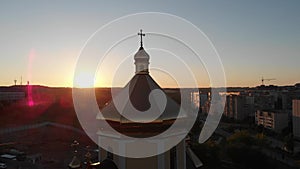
[293,100,300,140]
[224,94,254,121]
[199,92,209,113]
[191,91,200,110]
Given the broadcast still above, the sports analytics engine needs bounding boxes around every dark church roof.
[98,73,184,123]
[97,32,187,137]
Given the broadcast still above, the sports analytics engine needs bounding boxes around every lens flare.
[27,49,35,107]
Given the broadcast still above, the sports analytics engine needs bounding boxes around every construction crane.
[261,77,276,85]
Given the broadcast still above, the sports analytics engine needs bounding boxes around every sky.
[0,0,299,88]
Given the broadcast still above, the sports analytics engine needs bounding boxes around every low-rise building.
[0,86,26,102]
[0,91,25,101]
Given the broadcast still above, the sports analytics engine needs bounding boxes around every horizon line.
[1,83,299,89]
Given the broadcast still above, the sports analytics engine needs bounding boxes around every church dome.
[134,47,150,60]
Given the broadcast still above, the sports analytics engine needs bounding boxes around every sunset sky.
[0,1,299,88]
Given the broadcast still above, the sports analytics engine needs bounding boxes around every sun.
[74,72,95,88]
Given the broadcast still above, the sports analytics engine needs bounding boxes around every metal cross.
[138,29,145,47]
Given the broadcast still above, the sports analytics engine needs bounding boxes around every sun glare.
[74,72,95,88]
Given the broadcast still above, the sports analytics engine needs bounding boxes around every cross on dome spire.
[138,29,145,48]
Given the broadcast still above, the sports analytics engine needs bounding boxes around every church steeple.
[134,29,150,74]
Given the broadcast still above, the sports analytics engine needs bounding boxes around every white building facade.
[255,110,289,133]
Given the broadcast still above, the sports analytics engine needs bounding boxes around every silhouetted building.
[96,30,201,169]
[191,91,200,110]
[224,94,254,120]
[199,92,210,114]
[0,86,26,102]
[293,100,300,140]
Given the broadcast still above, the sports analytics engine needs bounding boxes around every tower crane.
[261,77,276,85]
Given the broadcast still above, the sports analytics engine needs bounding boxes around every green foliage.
[191,140,221,169]
[225,130,276,168]
[227,130,267,147]
[226,145,274,169]
[227,130,255,145]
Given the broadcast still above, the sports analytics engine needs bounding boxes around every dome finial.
[138,29,145,48]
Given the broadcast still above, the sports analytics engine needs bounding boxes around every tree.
[227,130,255,146]
[226,145,273,169]
[191,140,221,169]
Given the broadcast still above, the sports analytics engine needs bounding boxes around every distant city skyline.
[0,1,299,88]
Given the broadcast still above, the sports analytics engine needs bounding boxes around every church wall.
[126,156,158,169]
[125,141,158,158]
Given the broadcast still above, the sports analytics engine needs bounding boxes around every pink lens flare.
[27,84,34,107]
[27,48,35,107]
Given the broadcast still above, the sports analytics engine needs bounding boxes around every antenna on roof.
[14,79,17,86]
[20,76,22,85]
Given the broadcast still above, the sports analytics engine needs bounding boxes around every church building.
[69,30,202,169]
[97,30,187,169]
